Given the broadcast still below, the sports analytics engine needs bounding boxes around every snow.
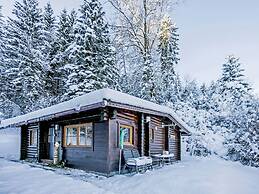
[0,156,259,194]
[0,128,20,160]
[0,131,258,194]
[0,159,113,194]
[0,88,190,133]
[126,157,152,166]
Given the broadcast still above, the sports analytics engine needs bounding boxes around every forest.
[0,0,258,167]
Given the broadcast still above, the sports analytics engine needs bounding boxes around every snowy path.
[0,157,259,194]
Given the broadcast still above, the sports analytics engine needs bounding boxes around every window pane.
[120,125,133,145]
[79,127,86,145]
[33,130,37,145]
[29,130,37,146]
[123,128,130,143]
[66,127,77,146]
[65,124,93,147]
[86,125,92,146]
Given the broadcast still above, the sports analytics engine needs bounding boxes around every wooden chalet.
[0,88,190,175]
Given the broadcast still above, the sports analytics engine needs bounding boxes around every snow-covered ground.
[0,128,20,160]
[0,156,259,194]
[1,128,259,194]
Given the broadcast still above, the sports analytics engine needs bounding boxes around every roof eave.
[105,100,191,134]
[0,101,106,129]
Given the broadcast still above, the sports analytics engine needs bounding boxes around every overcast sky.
[1,0,259,95]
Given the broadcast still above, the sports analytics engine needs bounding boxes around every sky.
[1,0,259,95]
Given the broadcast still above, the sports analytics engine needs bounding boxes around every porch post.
[141,113,145,156]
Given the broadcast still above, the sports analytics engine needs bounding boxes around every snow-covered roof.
[0,88,190,133]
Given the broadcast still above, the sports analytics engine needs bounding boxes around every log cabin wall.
[108,109,139,173]
[20,125,28,160]
[59,109,110,173]
[149,117,166,155]
[26,123,40,159]
[175,128,181,160]
[39,122,50,160]
[168,127,181,161]
[62,121,109,173]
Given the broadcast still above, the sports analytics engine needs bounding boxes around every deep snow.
[1,128,259,194]
[0,128,20,160]
[0,156,259,194]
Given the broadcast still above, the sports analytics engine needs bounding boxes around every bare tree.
[108,0,178,61]
[108,0,179,99]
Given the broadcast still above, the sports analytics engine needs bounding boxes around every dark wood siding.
[39,122,50,160]
[108,109,139,173]
[27,123,39,159]
[149,117,166,155]
[175,129,181,160]
[63,121,109,173]
[169,128,181,161]
[20,125,28,160]
[18,106,182,174]
[108,119,120,173]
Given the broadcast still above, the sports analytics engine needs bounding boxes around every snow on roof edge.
[0,88,191,133]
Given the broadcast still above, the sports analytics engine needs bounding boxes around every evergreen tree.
[140,54,157,101]
[42,2,56,64]
[4,0,46,113]
[50,9,77,99]
[158,16,180,104]
[90,0,119,90]
[43,2,57,99]
[220,55,250,99]
[64,1,96,98]
[64,0,119,99]
[0,5,4,63]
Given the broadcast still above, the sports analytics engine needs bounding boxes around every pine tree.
[64,1,96,98]
[4,0,46,113]
[42,2,57,99]
[89,0,119,90]
[0,5,5,74]
[42,2,56,64]
[140,54,157,101]
[49,9,77,99]
[220,55,250,99]
[64,0,119,99]
[158,16,180,103]
[0,5,4,62]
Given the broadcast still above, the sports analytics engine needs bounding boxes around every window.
[79,125,92,146]
[66,127,77,146]
[64,123,93,147]
[149,128,155,142]
[29,129,37,146]
[120,125,133,145]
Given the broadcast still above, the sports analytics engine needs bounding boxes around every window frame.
[63,123,93,147]
[120,124,134,146]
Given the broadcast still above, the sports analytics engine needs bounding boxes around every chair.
[131,149,152,168]
[123,148,153,173]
